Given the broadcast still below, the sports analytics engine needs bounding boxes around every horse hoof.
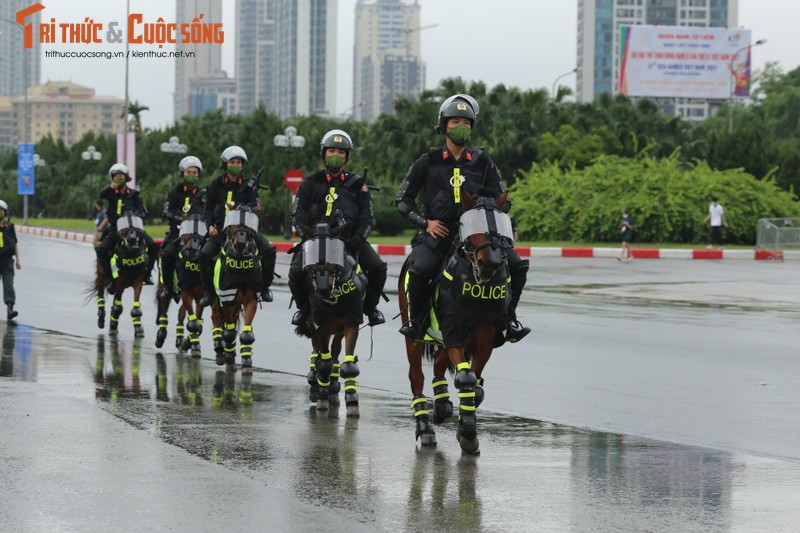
[329,394,340,407]
[241,366,253,375]
[215,354,226,366]
[308,385,318,403]
[134,328,145,338]
[97,319,105,329]
[346,405,360,418]
[419,433,437,447]
[181,338,191,351]
[459,435,480,455]
[191,349,201,359]
[316,398,329,411]
[155,329,167,348]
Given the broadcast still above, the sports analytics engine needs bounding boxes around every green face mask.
[325,155,346,171]
[447,124,472,146]
[0,210,5,221]
[227,164,243,177]
[183,174,199,185]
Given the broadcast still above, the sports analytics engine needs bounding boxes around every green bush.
[510,153,800,244]
[371,184,407,236]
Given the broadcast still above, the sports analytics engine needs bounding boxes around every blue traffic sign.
[17,143,35,196]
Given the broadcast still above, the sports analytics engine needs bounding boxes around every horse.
[154,214,223,358]
[398,191,514,454]
[294,222,367,416]
[215,206,262,374]
[89,212,149,337]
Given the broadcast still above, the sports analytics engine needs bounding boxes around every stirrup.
[260,288,273,302]
[505,320,531,343]
[399,320,422,340]
[105,280,116,295]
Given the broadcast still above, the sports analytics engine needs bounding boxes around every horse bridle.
[461,207,510,284]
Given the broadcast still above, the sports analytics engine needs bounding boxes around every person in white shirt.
[703,196,728,249]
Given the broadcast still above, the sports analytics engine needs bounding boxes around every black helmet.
[436,94,480,134]
[319,129,353,160]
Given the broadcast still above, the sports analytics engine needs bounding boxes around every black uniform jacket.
[395,147,508,233]
[97,185,147,233]
[204,174,260,230]
[293,170,374,240]
[163,183,206,234]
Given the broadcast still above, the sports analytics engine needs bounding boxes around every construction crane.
[397,23,439,59]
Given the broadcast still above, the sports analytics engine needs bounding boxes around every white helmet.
[0,200,8,211]
[108,163,131,181]
[220,146,247,166]
[178,156,203,174]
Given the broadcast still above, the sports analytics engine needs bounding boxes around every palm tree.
[126,101,150,140]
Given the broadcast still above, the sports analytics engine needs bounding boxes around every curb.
[16,225,796,260]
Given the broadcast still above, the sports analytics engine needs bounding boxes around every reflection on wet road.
[3,321,799,532]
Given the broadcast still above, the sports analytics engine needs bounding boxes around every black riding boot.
[160,256,177,298]
[399,272,429,340]
[198,265,215,307]
[259,245,276,302]
[289,280,308,326]
[363,268,387,326]
[506,261,531,343]
[7,304,18,320]
[144,244,159,285]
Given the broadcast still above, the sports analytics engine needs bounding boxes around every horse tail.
[83,261,105,304]
[294,322,312,338]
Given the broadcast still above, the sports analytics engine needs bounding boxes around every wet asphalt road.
[1,235,799,532]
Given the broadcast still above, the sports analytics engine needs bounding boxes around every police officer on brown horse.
[159,155,206,299]
[395,94,531,343]
[95,163,159,294]
[289,129,387,327]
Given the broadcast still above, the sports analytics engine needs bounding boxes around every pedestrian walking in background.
[0,200,21,320]
[617,209,634,262]
[93,201,108,247]
[703,196,728,249]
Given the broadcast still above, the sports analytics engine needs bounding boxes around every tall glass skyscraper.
[0,0,41,98]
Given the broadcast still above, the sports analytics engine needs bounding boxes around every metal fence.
[756,218,800,260]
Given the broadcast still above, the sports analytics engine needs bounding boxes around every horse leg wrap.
[475,377,485,409]
[316,352,333,399]
[330,362,341,395]
[339,354,360,379]
[458,388,478,441]
[344,377,358,407]
[432,377,454,424]
[239,325,254,358]
[223,323,237,350]
[156,316,168,347]
[454,362,477,390]
[307,353,318,386]
[111,300,123,320]
[130,302,143,328]
[175,323,185,349]
[187,315,203,345]
[212,327,223,354]
[411,395,435,441]
[97,298,106,319]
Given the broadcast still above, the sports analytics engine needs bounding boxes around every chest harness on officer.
[442,149,472,204]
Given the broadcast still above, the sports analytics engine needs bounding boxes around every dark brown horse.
[398,192,513,454]
[294,223,365,416]
[155,215,222,357]
[216,207,261,373]
[90,213,149,337]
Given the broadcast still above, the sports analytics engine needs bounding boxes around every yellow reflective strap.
[458,391,476,399]
[325,186,336,216]
[456,361,471,372]
[344,354,356,363]
[414,409,430,417]
[443,270,453,281]
[433,392,450,400]
[460,404,477,412]
[432,379,448,388]
[452,168,462,203]
[243,325,253,332]
[0,232,3,249]
[116,198,122,215]
[183,197,190,213]
[410,397,427,408]
[225,191,233,214]
[320,352,332,360]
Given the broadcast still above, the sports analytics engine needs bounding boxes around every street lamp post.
[728,39,766,133]
[273,126,305,240]
[0,16,31,223]
[160,136,188,185]
[32,154,45,218]
[82,145,103,214]
[552,67,579,101]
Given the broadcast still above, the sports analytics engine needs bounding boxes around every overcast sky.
[34,0,800,131]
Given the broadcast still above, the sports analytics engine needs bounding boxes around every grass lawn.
[22,218,755,249]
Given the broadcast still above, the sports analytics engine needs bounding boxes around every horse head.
[300,222,349,303]
[116,211,145,251]
[222,206,259,259]
[459,191,513,284]
[178,214,208,261]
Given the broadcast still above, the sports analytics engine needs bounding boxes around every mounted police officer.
[289,129,387,327]
[159,155,206,299]
[395,94,531,343]
[197,146,276,307]
[0,200,21,320]
[95,163,159,294]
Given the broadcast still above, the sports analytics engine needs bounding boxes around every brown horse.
[294,223,366,416]
[155,215,222,357]
[90,213,149,337]
[216,207,261,374]
[398,192,513,454]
